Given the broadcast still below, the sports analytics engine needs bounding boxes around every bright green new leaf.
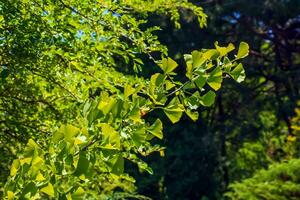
[184,54,193,79]
[230,63,246,83]
[98,93,117,115]
[160,57,178,74]
[124,85,136,98]
[132,128,147,145]
[200,91,216,106]
[165,80,176,90]
[192,50,205,68]
[53,124,80,143]
[149,73,165,96]
[23,139,39,157]
[40,183,55,197]
[194,75,206,89]
[202,49,219,61]
[7,191,14,200]
[207,67,223,90]
[148,119,163,139]
[36,172,46,181]
[163,97,184,123]
[10,159,20,176]
[214,42,235,57]
[100,123,120,149]
[72,187,85,198]
[185,109,199,121]
[236,42,249,59]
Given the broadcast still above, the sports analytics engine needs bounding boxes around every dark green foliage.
[226,159,300,200]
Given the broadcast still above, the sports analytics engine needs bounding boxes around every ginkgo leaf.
[230,63,246,83]
[207,67,222,90]
[185,109,199,121]
[53,124,80,143]
[7,191,14,200]
[36,172,46,181]
[160,57,178,74]
[200,90,216,106]
[40,183,55,197]
[10,159,20,176]
[100,123,120,148]
[236,42,249,59]
[192,50,205,68]
[163,97,184,123]
[147,119,163,139]
[214,42,235,56]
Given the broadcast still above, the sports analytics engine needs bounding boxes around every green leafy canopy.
[1,0,248,199]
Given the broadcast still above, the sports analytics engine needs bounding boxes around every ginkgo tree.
[0,0,248,199]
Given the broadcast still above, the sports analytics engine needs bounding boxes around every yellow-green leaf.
[163,97,184,123]
[36,172,46,181]
[148,119,163,139]
[214,42,235,57]
[10,159,20,176]
[185,109,199,121]
[230,63,246,83]
[202,49,219,60]
[200,91,216,106]
[160,57,178,74]
[236,42,249,59]
[7,191,14,200]
[40,183,54,197]
[207,67,222,90]
[124,84,135,98]
[100,123,120,149]
[192,50,205,68]
[73,187,85,198]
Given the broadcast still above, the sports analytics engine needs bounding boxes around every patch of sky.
[41,10,49,16]
[102,9,121,18]
[76,30,84,39]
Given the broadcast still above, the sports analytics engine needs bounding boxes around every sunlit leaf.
[160,57,178,73]
[163,97,184,123]
[40,183,54,197]
[236,42,249,59]
[207,67,222,90]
